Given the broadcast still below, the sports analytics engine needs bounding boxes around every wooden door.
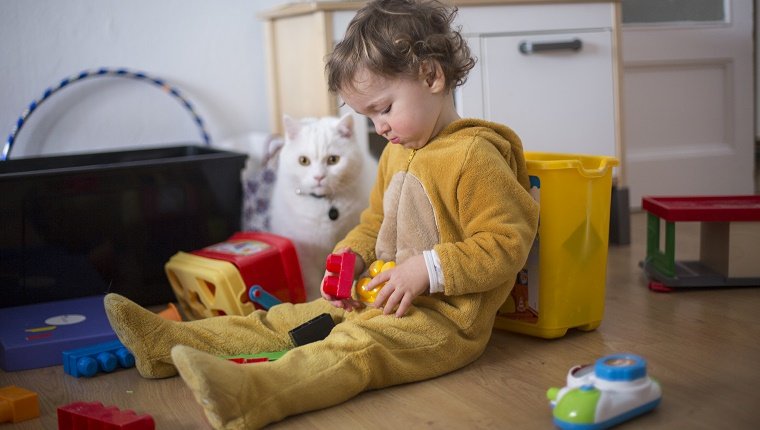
[622,0,754,207]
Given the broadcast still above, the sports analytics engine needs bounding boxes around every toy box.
[165,232,305,320]
[0,145,246,308]
[0,295,117,371]
[495,152,618,338]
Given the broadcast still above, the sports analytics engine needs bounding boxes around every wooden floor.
[2,211,760,429]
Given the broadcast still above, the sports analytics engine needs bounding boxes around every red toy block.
[58,401,155,430]
[323,252,356,299]
[228,356,268,364]
[0,385,39,423]
[223,350,286,364]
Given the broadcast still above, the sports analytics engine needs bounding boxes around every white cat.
[270,114,377,300]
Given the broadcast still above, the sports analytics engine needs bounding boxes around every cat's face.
[279,114,365,198]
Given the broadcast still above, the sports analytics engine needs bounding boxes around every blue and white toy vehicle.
[547,354,661,430]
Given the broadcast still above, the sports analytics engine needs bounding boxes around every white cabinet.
[455,2,621,159]
[261,2,622,160]
[261,1,621,158]
[260,1,628,242]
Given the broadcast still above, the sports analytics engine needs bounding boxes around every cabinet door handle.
[519,38,582,55]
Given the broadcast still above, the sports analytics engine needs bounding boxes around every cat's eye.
[299,156,310,166]
[326,155,340,165]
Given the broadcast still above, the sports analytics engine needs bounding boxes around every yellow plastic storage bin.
[495,152,619,338]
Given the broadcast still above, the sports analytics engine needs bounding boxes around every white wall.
[0,0,285,158]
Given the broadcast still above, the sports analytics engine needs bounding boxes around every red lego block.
[323,252,356,299]
[58,401,155,430]
[0,385,40,423]
[228,356,268,364]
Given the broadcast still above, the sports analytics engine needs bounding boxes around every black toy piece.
[288,313,335,347]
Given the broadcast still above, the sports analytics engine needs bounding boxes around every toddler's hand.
[364,254,428,317]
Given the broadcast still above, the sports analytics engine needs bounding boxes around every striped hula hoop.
[2,67,211,161]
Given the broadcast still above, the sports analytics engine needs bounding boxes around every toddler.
[104,1,539,428]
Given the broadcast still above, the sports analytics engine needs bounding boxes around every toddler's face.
[340,68,448,150]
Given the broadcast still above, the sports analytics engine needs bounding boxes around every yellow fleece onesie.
[104,118,538,429]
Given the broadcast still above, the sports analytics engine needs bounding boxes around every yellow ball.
[356,277,371,290]
[356,277,383,303]
[380,261,395,272]
[360,260,395,303]
[368,260,385,278]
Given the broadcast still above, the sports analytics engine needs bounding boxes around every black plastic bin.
[0,145,247,308]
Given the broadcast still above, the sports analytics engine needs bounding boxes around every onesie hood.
[435,118,532,192]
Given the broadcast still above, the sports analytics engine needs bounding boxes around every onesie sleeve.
[333,144,389,268]
[434,136,539,296]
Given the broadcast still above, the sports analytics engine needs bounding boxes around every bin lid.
[0,145,246,179]
[525,152,618,178]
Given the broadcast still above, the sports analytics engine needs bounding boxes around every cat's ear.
[336,113,354,139]
[283,115,300,140]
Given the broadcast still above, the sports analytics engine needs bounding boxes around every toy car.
[547,353,661,430]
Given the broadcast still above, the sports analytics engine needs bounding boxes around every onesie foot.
[172,345,251,430]
[104,293,179,378]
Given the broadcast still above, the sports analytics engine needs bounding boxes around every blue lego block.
[62,339,135,378]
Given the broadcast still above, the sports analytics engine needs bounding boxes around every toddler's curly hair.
[326,0,475,94]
